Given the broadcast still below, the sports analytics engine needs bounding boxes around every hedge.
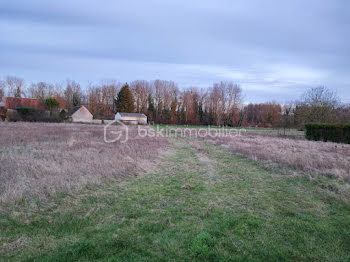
[305,123,350,144]
[8,107,62,122]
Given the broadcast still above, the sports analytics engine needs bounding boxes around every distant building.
[3,97,45,110]
[69,106,93,123]
[115,112,147,125]
[0,97,46,121]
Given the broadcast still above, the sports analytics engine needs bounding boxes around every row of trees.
[1,75,349,127]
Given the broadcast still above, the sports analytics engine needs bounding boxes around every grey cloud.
[0,0,349,102]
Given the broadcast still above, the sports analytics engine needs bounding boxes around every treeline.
[1,75,349,127]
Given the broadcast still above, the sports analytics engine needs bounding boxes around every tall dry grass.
[203,134,350,178]
[0,122,168,203]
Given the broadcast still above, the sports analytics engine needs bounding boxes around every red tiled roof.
[5,97,45,110]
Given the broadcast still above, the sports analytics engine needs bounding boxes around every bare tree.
[87,84,102,116]
[335,105,350,123]
[181,88,200,125]
[0,80,4,101]
[153,80,163,119]
[281,102,296,134]
[209,84,222,125]
[64,80,83,110]
[86,81,120,117]
[226,83,243,126]
[130,80,152,113]
[5,76,25,98]
[28,82,56,99]
[303,86,339,108]
[211,82,234,125]
[101,81,120,115]
[296,86,339,125]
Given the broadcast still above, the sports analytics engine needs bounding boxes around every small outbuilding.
[69,106,93,123]
[115,112,147,125]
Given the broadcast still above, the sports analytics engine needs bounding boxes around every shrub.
[0,108,7,121]
[344,124,350,144]
[59,109,68,120]
[16,107,44,122]
[45,97,59,112]
[305,123,350,144]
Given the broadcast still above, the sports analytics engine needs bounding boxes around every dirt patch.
[181,184,194,189]
[182,138,216,180]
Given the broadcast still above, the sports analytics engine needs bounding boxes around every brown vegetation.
[202,134,350,178]
[0,122,169,203]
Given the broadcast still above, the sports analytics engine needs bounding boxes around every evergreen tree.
[147,94,155,112]
[147,94,155,121]
[115,83,135,112]
[45,97,59,112]
[72,93,80,107]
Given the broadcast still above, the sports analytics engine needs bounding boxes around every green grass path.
[1,137,350,261]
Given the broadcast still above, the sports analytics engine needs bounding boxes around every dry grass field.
[0,122,168,203]
[167,126,350,175]
[204,134,350,178]
[1,122,350,261]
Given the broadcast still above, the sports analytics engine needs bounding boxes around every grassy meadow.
[0,122,350,261]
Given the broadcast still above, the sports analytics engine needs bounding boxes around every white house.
[70,106,93,123]
[115,112,147,125]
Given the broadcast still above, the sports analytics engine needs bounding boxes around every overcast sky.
[0,0,349,103]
